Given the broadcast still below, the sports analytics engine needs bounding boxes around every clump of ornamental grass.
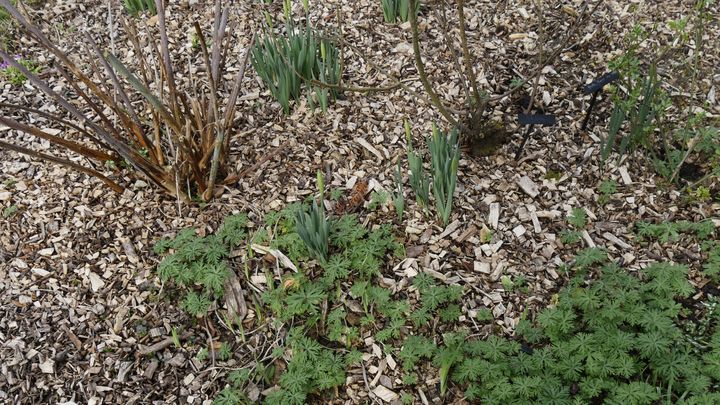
[0,0,253,201]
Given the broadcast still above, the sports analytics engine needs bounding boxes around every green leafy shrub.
[123,0,156,17]
[154,214,248,317]
[252,5,340,114]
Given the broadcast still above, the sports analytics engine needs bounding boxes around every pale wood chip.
[517,176,540,198]
[581,230,596,248]
[355,138,383,161]
[618,166,632,185]
[602,232,632,249]
[372,386,399,402]
[224,273,248,322]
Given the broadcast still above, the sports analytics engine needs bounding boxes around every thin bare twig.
[434,0,471,102]
[408,0,458,126]
[457,0,482,106]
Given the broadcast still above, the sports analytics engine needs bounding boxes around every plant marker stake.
[580,71,619,131]
[515,113,556,160]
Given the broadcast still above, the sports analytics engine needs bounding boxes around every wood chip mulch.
[1,0,718,404]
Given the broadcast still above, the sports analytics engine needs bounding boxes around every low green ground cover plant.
[253,203,404,403]
[635,219,715,244]
[0,54,39,85]
[598,179,618,205]
[634,218,719,282]
[2,204,18,218]
[154,214,248,318]
[154,211,720,403]
[399,249,720,403]
[560,207,587,245]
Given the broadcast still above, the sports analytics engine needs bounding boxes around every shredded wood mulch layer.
[1,0,718,404]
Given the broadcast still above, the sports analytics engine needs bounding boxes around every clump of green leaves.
[635,218,718,282]
[429,124,460,226]
[264,208,403,326]
[598,179,618,205]
[368,190,389,211]
[635,219,715,243]
[379,0,419,23]
[703,242,720,282]
[252,3,340,114]
[213,368,251,405]
[391,161,405,221]
[448,256,720,403]
[295,171,330,262]
[405,120,430,209]
[122,0,156,17]
[264,330,348,405]
[560,207,587,245]
[409,273,464,328]
[2,204,17,218]
[0,55,40,85]
[154,214,248,317]
[405,120,461,225]
[688,185,713,203]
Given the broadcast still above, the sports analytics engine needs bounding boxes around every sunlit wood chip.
[373,386,399,402]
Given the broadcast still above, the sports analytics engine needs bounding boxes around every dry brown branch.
[0,139,123,193]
